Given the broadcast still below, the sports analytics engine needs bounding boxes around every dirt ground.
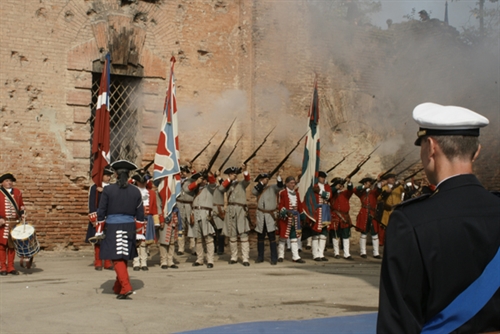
[0,242,382,334]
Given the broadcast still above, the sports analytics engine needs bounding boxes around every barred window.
[90,73,142,171]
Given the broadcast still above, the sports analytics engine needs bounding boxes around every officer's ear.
[472,144,481,163]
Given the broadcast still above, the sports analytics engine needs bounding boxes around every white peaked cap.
[412,103,489,146]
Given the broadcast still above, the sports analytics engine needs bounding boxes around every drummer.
[97,160,145,299]
[0,173,25,275]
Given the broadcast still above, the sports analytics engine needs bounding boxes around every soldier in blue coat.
[97,160,144,300]
[377,103,500,333]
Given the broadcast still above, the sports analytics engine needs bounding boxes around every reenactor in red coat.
[329,176,354,260]
[353,176,384,259]
[277,176,306,263]
[311,171,332,261]
[0,173,25,275]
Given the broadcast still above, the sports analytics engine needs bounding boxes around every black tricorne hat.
[0,173,16,183]
[224,166,241,175]
[131,170,148,183]
[254,173,270,183]
[359,177,375,184]
[103,165,114,176]
[190,172,204,181]
[111,160,138,171]
[330,177,344,187]
[382,173,396,180]
[318,171,327,178]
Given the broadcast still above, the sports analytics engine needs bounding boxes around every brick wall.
[1,1,498,249]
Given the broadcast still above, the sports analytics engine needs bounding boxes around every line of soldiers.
[87,162,427,270]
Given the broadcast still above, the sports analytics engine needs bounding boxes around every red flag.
[91,53,111,188]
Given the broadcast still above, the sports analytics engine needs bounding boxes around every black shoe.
[298,249,302,253]
[177,251,184,256]
[141,266,148,271]
[95,267,103,271]
[314,257,322,262]
[133,267,140,271]
[104,266,113,270]
[255,258,264,264]
[217,251,224,256]
[161,265,168,269]
[360,254,367,258]
[374,255,382,259]
[0,271,7,276]
[277,258,284,262]
[116,291,133,300]
[345,256,354,261]
[192,252,197,256]
[271,261,277,265]
[8,270,19,275]
[229,260,237,265]
[242,262,250,267]
[170,265,179,269]
[207,263,214,268]
[305,246,311,250]
[293,258,305,263]
[334,255,340,259]
[321,257,328,262]
[192,262,203,267]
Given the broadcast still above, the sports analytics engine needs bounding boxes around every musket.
[326,150,355,174]
[142,160,155,172]
[189,131,218,164]
[404,167,425,181]
[379,149,417,179]
[218,135,243,172]
[395,159,420,177]
[242,126,276,165]
[268,133,307,179]
[204,118,236,175]
[345,145,380,181]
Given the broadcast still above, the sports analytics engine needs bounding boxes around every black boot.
[216,229,225,255]
[256,232,265,262]
[269,232,278,264]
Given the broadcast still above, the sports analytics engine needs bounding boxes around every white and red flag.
[154,56,181,217]
[91,53,111,189]
[298,78,320,221]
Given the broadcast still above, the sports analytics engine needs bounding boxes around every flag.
[91,53,111,189]
[153,56,181,217]
[444,1,449,24]
[298,78,320,221]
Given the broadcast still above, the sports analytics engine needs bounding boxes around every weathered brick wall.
[1,1,498,249]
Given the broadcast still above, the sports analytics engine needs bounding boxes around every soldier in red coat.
[329,176,354,260]
[310,171,332,261]
[277,176,306,263]
[131,170,160,271]
[353,176,385,259]
[0,173,25,275]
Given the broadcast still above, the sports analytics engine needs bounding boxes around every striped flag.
[153,56,181,217]
[91,53,111,189]
[298,78,320,221]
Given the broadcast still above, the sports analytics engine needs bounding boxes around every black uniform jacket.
[377,174,500,333]
[97,184,144,222]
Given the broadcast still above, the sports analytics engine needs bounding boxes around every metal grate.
[90,73,142,171]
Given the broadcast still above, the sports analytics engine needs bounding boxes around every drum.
[10,223,40,258]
